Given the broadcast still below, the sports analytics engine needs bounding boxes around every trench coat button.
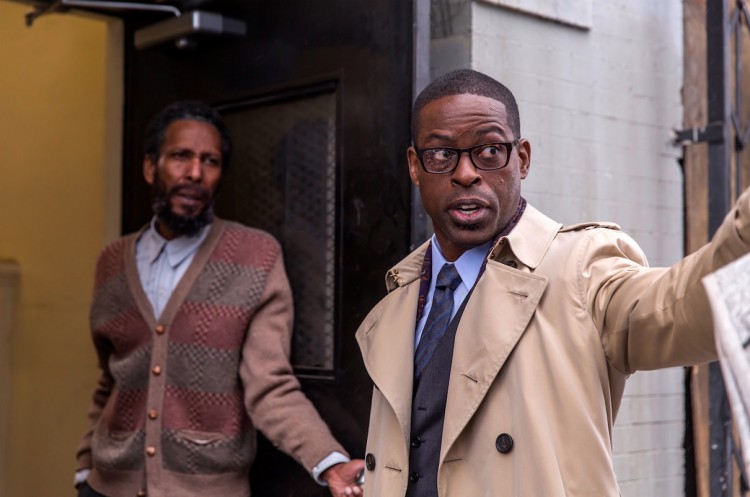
[155,325,165,335]
[411,436,422,448]
[504,260,518,268]
[365,453,376,471]
[409,471,420,482]
[495,433,514,453]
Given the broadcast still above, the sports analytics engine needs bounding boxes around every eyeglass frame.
[413,138,521,174]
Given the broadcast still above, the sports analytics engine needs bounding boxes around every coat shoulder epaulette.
[559,221,621,233]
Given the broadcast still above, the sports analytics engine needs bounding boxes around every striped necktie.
[414,263,462,377]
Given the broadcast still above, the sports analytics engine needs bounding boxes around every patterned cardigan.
[76,219,346,497]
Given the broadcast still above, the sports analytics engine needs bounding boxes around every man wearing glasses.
[355,69,750,497]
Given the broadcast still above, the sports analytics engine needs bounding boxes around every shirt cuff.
[74,469,90,488]
[312,451,351,485]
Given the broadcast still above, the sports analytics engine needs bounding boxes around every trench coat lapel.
[440,266,548,459]
[440,205,560,460]
[356,244,428,447]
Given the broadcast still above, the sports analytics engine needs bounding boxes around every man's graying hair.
[144,100,232,169]
[411,69,521,142]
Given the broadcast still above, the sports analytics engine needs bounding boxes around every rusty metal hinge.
[672,122,725,146]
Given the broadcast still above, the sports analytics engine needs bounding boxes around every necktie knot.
[436,264,461,291]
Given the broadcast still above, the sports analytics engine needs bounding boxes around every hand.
[322,459,365,497]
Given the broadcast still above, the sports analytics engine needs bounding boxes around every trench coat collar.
[488,203,562,269]
[384,203,562,291]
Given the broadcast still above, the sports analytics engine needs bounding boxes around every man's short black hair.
[411,69,521,143]
[143,100,232,169]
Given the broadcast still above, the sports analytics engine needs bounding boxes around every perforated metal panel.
[219,90,337,373]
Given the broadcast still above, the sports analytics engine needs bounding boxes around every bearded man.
[74,101,363,497]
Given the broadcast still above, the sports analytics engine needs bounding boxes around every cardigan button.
[148,409,158,420]
[495,433,514,454]
[411,436,422,448]
[409,471,420,482]
[152,366,162,376]
[155,325,165,335]
[136,491,146,497]
[146,446,156,456]
[365,452,376,471]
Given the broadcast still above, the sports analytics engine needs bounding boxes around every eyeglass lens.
[421,143,509,173]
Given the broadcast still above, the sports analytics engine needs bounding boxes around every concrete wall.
[0,2,122,495]
[430,1,687,496]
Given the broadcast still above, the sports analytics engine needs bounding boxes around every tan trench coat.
[356,192,750,497]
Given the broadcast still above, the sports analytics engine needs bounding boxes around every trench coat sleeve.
[590,188,750,374]
[239,251,347,473]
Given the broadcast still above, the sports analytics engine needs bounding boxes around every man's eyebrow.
[420,124,509,144]
[471,125,508,136]
[421,131,454,142]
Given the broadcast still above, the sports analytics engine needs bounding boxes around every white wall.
[472,1,684,268]
[431,1,688,496]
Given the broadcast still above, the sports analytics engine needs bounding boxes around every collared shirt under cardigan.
[73,220,346,496]
[135,219,349,481]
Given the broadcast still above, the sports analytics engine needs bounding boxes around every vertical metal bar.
[730,0,745,197]
[707,0,731,234]
[709,361,732,497]
[707,1,733,497]
[411,0,432,249]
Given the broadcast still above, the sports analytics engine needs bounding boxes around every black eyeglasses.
[415,139,520,174]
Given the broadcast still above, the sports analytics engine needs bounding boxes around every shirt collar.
[430,235,493,290]
[141,217,211,268]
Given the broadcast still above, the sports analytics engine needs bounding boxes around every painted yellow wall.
[0,2,121,495]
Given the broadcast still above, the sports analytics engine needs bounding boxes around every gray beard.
[153,197,214,237]
[151,178,214,237]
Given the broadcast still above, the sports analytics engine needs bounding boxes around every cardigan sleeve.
[75,250,118,471]
[239,251,347,472]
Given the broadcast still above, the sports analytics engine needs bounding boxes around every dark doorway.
[119,1,415,495]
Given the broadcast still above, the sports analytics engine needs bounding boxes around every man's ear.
[407,147,421,186]
[517,139,531,179]
[143,157,156,186]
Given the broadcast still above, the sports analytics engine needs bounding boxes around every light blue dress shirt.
[135,218,210,318]
[414,235,493,349]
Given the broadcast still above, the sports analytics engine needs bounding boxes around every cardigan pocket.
[91,427,144,472]
[163,429,256,474]
[108,430,135,442]
[177,430,225,446]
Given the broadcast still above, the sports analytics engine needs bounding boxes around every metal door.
[118,2,415,494]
